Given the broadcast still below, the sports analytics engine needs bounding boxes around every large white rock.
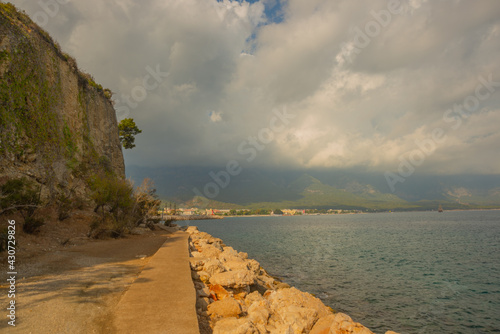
[277,305,318,334]
[207,297,243,319]
[210,270,256,288]
[263,287,333,334]
[189,258,206,271]
[245,291,266,307]
[223,259,250,272]
[199,244,223,259]
[267,323,294,334]
[266,287,332,319]
[196,238,223,252]
[208,236,224,245]
[195,239,208,248]
[257,274,276,290]
[191,251,203,258]
[222,246,239,256]
[203,258,226,276]
[186,226,199,234]
[246,259,261,274]
[190,231,213,241]
[213,317,262,334]
[329,313,374,334]
[247,300,271,326]
[219,246,241,262]
[310,314,336,334]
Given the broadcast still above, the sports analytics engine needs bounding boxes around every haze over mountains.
[127,166,500,210]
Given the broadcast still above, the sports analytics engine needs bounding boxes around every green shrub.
[0,178,44,235]
[98,156,112,174]
[89,215,115,239]
[73,196,86,210]
[23,216,44,234]
[0,228,8,252]
[63,123,78,159]
[133,178,161,225]
[0,33,61,156]
[89,175,135,238]
[90,175,133,213]
[0,177,41,218]
[103,89,113,100]
[56,193,72,221]
[72,160,90,178]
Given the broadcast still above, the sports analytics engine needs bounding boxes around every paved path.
[113,231,199,334]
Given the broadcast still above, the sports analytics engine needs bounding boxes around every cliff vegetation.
[0,3,143,240]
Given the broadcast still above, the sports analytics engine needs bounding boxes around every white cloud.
[209,111,223,123]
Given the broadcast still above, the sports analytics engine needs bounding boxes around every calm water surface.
[184,211,500,334]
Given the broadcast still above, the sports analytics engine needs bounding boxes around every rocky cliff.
[0,3,124,201]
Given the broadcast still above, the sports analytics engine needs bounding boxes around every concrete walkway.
[113,231,199,334]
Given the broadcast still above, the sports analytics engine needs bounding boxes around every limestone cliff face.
[0,4,124,200]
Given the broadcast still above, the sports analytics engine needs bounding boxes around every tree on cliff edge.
[118,118,142,149]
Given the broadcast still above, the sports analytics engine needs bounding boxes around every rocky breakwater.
[186,226,399,334]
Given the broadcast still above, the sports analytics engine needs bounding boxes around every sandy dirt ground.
[0,226,174,333]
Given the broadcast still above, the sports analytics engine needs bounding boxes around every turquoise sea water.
[184,211,500,334]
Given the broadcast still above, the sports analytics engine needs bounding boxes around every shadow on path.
[0,230,181,333]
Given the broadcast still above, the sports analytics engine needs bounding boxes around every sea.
[182,210,500,334]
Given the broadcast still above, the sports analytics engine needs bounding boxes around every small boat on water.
[438,204,443,213]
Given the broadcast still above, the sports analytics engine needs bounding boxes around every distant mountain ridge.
[126,165,500,210]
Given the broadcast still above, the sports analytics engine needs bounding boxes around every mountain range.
[126,166,500,211]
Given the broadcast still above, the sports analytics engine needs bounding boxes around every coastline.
[185,226,399,334]
[163,215,225,221]
[172,207,500,223]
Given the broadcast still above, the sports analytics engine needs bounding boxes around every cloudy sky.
[12,0,500,175]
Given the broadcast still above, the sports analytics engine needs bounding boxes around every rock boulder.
[209,270,256,289]
[207,297,243,319]
[329,313,374,334]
